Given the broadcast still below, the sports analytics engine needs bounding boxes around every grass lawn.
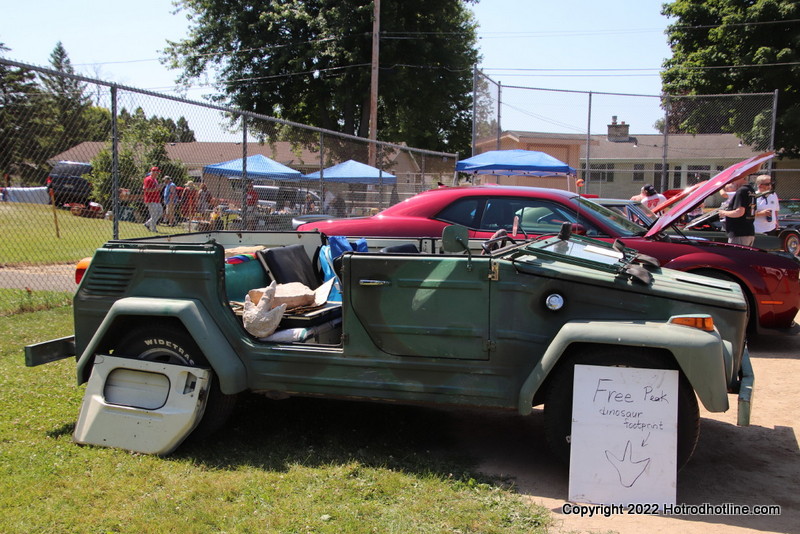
[0,288,73,317]
[1,307,553,533]
[0,201,186,266]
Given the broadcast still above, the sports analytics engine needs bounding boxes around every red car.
[300,160,800,333]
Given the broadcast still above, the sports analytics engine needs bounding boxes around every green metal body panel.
[75,297,248,395]
[516,320,729,415]
[32,230,749,418]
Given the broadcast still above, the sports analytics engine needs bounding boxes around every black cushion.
[259,244,320,289]
[379,243,420,254]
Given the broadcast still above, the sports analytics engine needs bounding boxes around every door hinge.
[488,262,500,281]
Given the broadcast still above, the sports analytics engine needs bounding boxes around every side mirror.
[441,225,472,271]
[557,222,572,240]
[442,224,469,253]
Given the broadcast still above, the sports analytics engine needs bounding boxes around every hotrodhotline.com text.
[561,503,782,518]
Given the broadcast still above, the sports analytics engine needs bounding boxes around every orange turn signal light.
[669,315,715,332]
[75,257,91,284]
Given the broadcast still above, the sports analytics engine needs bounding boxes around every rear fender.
[517,320,730,415]
[76,297,246,395]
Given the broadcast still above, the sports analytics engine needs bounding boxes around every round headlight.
[545,293,564,311]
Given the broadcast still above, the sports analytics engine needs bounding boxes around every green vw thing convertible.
[25,223,753,469]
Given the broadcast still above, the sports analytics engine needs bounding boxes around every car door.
[346,252,492,360]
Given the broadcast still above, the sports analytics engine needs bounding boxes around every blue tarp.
[203,154,302,181]
[303,160,397,185]
[456,149,576,176]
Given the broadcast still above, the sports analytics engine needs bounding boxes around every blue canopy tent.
[302,159,396,184]
[456,149,576,176]
[203,154,302,181]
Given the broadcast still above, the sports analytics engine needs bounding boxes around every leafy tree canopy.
[661,0,800,157]
[0,42,43,182]
[164,0,480,154]
[89,107,189,208]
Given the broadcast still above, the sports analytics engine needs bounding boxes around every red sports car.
[300,158,800,333]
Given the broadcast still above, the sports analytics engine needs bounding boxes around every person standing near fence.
[163,175,178,226]
[198,182,213,217]
[143,166,163,232]
[753,174,779,235]
[182,181,198,221]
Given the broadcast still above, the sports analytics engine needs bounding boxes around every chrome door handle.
[359,279,391,286]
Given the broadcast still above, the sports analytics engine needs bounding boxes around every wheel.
[781,231,800,255]
[112,324,237,441]
[543,346,700,470]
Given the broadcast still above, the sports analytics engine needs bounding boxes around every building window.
[654,163,670,189]
[582,163,614,182]
[687,165,711,184]
[672,165,682,189]
[633,163,645,182]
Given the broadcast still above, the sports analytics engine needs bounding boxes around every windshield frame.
[570,196,648,237]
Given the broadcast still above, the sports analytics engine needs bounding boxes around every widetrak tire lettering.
[143,338,191,360]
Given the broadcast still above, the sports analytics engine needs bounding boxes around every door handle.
[359,279,391,286]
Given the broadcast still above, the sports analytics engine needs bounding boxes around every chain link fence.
[0,58,458,311]
[3,58,795,312]
[471,69,793,203]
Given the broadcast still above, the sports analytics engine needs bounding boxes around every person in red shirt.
[245,180,258,208]
[244,180,259,229]
[143,166,163,232]
[182,181,198,221]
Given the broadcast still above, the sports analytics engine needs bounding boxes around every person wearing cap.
[143,166,163,232]
[633,184,667,210]
[162,175,178,226]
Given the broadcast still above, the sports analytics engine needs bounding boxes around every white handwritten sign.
[568,364,678,506]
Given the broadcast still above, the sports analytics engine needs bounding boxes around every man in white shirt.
[753,174,779,235]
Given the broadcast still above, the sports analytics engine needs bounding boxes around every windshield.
[603,202,657,228]
[571,197,648,237]
[533,238,625,267]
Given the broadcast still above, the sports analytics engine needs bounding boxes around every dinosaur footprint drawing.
[605,440,651,487]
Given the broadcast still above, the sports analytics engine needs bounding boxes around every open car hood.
[645,152,774,238]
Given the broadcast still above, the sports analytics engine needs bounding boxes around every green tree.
[174,116,196,142]
[88,108,188,209]
[0,43,45,184]
[38,42,97,158]
[164,0,479,154]
[661,0,800,157]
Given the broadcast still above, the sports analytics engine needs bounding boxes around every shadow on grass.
[175,393,497,484]
[47,421,76,439]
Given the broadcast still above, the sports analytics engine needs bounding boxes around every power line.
[483,61,800,76]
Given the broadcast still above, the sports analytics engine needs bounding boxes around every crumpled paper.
[242,281,286,337]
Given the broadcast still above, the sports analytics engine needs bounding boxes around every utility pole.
[368,0,380,167]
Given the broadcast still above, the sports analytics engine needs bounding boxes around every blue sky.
[0,0,674,137]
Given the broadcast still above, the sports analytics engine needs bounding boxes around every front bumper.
[24,336,75,367]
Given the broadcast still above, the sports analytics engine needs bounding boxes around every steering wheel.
[481,229,517,254]
[537,213,566,225]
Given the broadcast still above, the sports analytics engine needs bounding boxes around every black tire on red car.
[543,346,700,471]
[781,230,800,256]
